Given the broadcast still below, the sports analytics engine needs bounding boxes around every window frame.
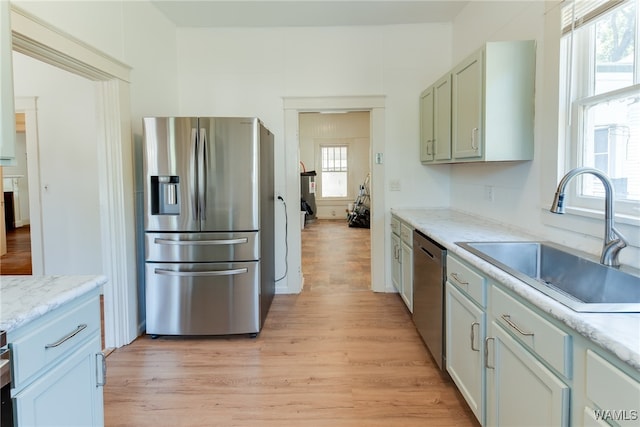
[319,144,350,200]
[561,0,640,218]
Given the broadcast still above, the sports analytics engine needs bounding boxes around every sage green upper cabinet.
[420,73,452,164]
[420,87,434,162]
[0,1,16,166]
[451,40,535,163]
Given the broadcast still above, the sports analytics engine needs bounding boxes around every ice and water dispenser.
[150,176,180,215]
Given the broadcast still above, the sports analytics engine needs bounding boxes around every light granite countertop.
[0,275,107,333]
[392,208,640,372]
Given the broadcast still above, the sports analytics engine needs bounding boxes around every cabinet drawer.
[10,294,100,389]
[391,216,400,235]
[586,350,640,427]
[447,255,486,307]
[492,286,571,377]
[400,223,413,246]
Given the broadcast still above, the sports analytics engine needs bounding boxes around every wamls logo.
[594,409,639,422]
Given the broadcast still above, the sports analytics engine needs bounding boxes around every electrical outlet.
[484,185,494,202]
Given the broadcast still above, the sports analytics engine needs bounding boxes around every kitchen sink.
[457,241,640,313]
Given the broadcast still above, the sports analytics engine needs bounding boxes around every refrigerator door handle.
[154,237,249,246]
[198,127,208,220]
[154,268,249,277]
[190,127,199,220]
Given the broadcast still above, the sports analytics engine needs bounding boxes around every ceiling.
[150,1,470,28]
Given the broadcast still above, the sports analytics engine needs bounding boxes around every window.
[561,0,639,214]
[320,145,348,198]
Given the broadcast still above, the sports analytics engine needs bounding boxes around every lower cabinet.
[391,231,402,293]
[445,282,485,424]
[581,348,640,427]
[390,215,413,312]
[9,289,105,426]
[445,253,640,427]
[486,322,570,426]
[13,336,104,426]
[400,239,413,312]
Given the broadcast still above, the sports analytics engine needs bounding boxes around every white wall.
[449,1,639,267]
[175,23,453,291]
[12,51,102,274]
[13,0,180,135]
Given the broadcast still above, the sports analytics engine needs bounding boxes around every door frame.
[14,96,43,274]
[10,5,137,348]
[283,96,386,293]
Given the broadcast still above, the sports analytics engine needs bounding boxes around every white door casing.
[10,5,137,348]
[283,96,387,293]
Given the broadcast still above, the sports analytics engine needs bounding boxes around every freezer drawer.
[145,261,261,335]
[145,231,259,263]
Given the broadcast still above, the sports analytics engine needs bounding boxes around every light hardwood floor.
[104,220,478,426]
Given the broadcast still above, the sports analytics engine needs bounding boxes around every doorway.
[9,6,138,348]
[299,111,372,291]
[0,111,32,275]
[11,51,102,276]
[284,96,386,294]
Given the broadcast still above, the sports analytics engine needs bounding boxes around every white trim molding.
[10,5,137,348]
[283,95,388,293]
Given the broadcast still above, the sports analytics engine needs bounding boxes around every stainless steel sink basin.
[457,241,640,313]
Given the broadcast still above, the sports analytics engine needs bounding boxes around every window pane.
[321,146,348,172]
[594,2,636,95]
[581,93,640,201]
[321,171,348,197]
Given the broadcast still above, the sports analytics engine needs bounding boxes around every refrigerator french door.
[143,117,275,336]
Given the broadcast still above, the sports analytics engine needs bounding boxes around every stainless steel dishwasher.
[413,230,447,370]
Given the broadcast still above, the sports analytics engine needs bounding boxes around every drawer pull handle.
[45,324,88,349]
[484,337,495,369]
[470,322,480,351]
[450,272,469,286]
[96,352,107,387]
[501,314,534,336]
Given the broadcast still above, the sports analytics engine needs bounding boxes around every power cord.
[275,195,288,282]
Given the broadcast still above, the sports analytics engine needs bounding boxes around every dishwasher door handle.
[419,245,435,260]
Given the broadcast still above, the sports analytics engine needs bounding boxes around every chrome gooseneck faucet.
[550,167,628,268]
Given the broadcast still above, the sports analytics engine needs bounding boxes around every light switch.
[389,179,401,191]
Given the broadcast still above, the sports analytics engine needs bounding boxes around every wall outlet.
[484,185,494,202]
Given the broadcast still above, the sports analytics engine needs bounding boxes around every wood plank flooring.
[104,220,479,427]
[0,225,32,275]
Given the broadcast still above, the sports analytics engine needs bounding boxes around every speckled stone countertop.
[0,275,107,333]
[392,208,640,372]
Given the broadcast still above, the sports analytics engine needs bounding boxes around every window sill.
[540,205,640,248]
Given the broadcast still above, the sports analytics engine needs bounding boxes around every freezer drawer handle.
[154,237,249,246]
[154,268,249,277]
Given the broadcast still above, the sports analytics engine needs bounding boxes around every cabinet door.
[433,74,452,161]
[452,49,483,160]
[486,322,570,427]
[401,241,413,312]
[446,282,484,424]
[14,336,104,427]
[420,87,434,162]
[391,232,401,292]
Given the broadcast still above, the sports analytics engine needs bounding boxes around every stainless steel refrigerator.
[142,117,275,336]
